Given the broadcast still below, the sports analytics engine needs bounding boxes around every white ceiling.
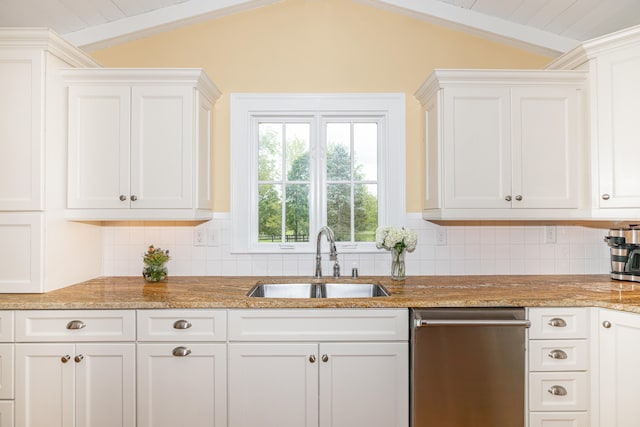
[0,0,639,55]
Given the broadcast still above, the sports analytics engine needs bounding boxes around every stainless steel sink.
[247,282,390,298]
[321,283,390,298]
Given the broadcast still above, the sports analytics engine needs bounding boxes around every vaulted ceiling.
[1,0,639,55]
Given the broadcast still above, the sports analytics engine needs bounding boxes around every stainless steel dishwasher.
[410,308,530,427]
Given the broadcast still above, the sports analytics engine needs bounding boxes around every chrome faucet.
[314,226,339,278]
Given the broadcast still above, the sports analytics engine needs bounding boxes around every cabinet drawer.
[228,309,408,341]
[137,309,227,341]
[15,310,136,342]
[529,340,588,372]
[530,412,589,427]
[529,372,588,411]
[0,312,13,342]
[529,308,588,339]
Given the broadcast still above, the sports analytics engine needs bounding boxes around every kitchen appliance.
[605,227,640,282]
[410,308,530,427]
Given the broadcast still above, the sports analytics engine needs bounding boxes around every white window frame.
[231,93,406,254]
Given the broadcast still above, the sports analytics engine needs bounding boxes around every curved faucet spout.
[315,226,338,278]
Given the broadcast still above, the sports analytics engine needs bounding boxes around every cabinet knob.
[74,354,84,363]
[119,195,127,201]
[548,318,567,328]
[66,320,86,330]
[130,195,138,202]
[548,349,568,360]
[602,194,611,200]
[505,195,512,202]
[61,355,71,363]
[603,320,612,329]
[322,354,329,363]
[548,385,568,396]
[309,355,316,363]
[515,195,523,201]
[173,320,192,330]
[172,346,192,357]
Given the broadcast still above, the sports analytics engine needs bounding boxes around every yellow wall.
[91,0,551,213]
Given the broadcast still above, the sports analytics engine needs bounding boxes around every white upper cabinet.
[416,70,587,221]
[549,25,640,218]
[64,69,220,221]
[0,29,97,211]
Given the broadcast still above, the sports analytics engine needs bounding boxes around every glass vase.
[390,247,406,281]
[143,264,168,283]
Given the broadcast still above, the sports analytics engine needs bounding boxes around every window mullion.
[281,121,287,244]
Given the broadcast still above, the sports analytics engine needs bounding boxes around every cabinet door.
[319,342,408,427]
[228,343,318,427]
[0,401,14,427]
[0,344,14,400]
[442,87,511,209]
[511,87,580,209]
[75,343,135,427]
[596,48,640,208]
[67,85,131,209]
[137,343,226,427]
[0,49,43,211]
[598,309,640,426]
[130,86,193,209]
[0,214,42,293]
[15,343,75,427]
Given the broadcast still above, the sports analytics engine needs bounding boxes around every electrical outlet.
[544,226,557,244]
[194,229,205,246]
[436,228,447,246]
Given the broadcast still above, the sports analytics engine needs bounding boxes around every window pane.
[258,184,282,242]
[326,123,351,181]
[258,123,282,181]
[327,183,351,241]
[286,123,310,181]
[354,123,377,181]
[285,183,309,242]
[355,184,378,242]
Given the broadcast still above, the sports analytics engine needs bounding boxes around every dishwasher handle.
[414,316,531,328]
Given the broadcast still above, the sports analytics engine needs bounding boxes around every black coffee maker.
[605,227,640,282]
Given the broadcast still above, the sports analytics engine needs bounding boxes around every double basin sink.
[248,282,390,299]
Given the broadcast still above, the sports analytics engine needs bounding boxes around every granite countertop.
[2,274,640,313]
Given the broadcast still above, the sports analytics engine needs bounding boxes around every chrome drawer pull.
[66,320,86,330]
[548,349,568,360]
[603,321,612,329]
[173,320,192,330]
[548,385,568,396]
[172,346,191,357]
[548,318,567,328]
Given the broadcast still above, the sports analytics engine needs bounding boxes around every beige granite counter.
[1,274,640,313]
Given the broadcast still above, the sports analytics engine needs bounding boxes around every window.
[231,94,405,253]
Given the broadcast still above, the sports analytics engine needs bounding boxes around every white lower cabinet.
[136,309,227,427]
[227,309,408,427]
[15,343,135,427]
[528,308,590,426]
[14,310,136,427]
[0,312,13,427]
[597,308,640,426]
[137,343,227,427]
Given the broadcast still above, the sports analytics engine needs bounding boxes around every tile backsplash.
[102,214,611,277]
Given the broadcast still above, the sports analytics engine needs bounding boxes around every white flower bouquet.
[375,226,417,253]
